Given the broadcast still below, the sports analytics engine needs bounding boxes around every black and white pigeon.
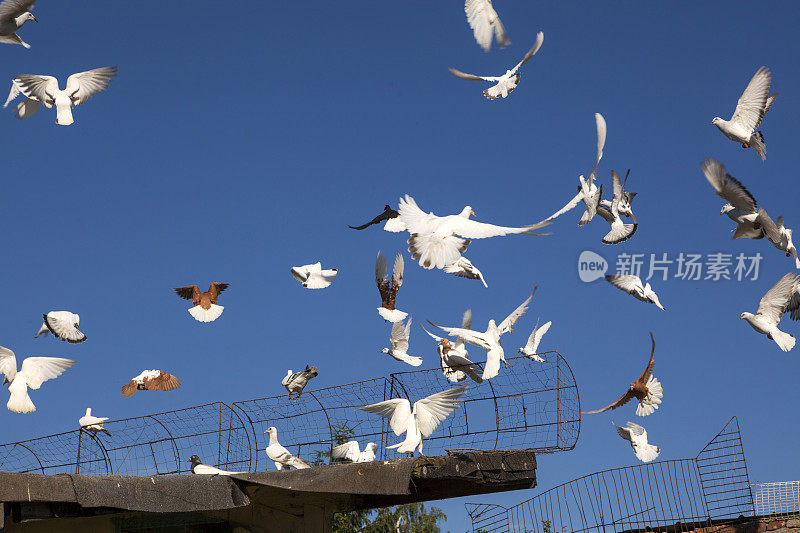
[701,158,762,240]
[281,365,318,400]
[595,171,637,245]
[79,407,110,436]
[35,311,87,343]
[188,455,245,475]
[600,170,636,219]
[349,205,405,232]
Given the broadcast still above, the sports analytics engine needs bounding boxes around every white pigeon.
[464,0,509,52]
[430,288,535,380]
[4,79,39,119]
[382,316,423,367]
[420,310,483,384]
[443,257,488,288]
[711,66,776,161]
[12,66,118,126]
[399,194,550,270]
[605,275,665,310]
[264,427,310,470]
[448,31,544,100]
[599,169,637,219]
[518,319,551,362]
[614,422,660,463]
[359,384,469,455]
[188,455,245,475]
[701,158,762,240]
[331,441,378,463]
[740,272,799,352]
[0,345,75,413]
[79,408,111,436]
[0,0,36,49]
[291,262,338,289]
[757,209,800,269]
[34,311,86,343]
[595,171,637,245]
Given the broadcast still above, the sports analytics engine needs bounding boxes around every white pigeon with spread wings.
[701,158,762,239]
[264,426,310,470]
[711,66,776,161]
[443,257,488,287]
[359,385,468,454]
[605,275,665,310]
[595,171,637,245]
[4,79,39,119]
[740,272,799,352]
[614,422,660,463]
[448,31,544,100]
[519,319,551,362]
[331,441,378,463]
[430,288,535,380]
[0,345,75,413]
[35,311,86,343]
[0,0,36,48]
[382,316,423,367]
[464,0,509,52]
[12,66,117,126]
[291,262,338,289]
[399,195,549,270]
[79,407,110,436]
[757,209,800,269]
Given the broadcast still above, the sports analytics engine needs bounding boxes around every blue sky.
[2,1,799,530]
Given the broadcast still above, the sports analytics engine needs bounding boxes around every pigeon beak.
[30,14,38,22]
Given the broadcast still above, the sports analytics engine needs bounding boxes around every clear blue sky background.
[2,1,799,531]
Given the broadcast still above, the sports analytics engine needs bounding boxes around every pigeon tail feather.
[378,307,408,323]
[7,389,35,413]
[55,100,74,126]
[771,328,795,352]
[751,131,766,161]
[188,304,224,323]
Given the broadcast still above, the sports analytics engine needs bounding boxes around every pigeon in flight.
[35,311,87,343]
[291,262,338,289]
[12,66,118,126]
[264,427,310,470]
[464,0,509,52]
[174,283,230,323]
[3,79,39,119]
[376,252,408,323]
[614,421,660,463]
[711,66,776,161]
[0,0,36,48]
[359,384,469,454]
[121,370,181,397]
[518,319,551,362]
[756,209,800,269]
[449,31,544,100]
[701,158,762,240]
[443,257,488,288]
[420,311,483,384]
[584,333,663,416]
[430,287,535,380]
[0,345,75,413]
[600,170,637,219]
[605,275,665,310]
[595,171,637,245]
[349,205,405,232]
[188,455,245,476]
[281,365,318,400]
[382,316,423,367]
[398,195,550,270]
[331,441,378,463]
[79,408,111,437]
[740,272,800,352]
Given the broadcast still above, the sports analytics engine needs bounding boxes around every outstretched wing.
[510,31,545,74]
[701,158,756,212]
[19,357,75,390]
[389,318,411,352]
[605,274,644,296]
[331,441,360,462]
[414,385,469,438]
[448,67,493,82]
[209,282,230,301]
[0,345,17,382]
[13,75,58,106]
[174,285,200,301]
[498,286,536,335]
[392,253,404,290]
[349,210,390,230]
[464,0,509,52]
[635,333,656,384]
[419,322,444,343]
[429,321,491,350]
[730,66,771,133]
[756,272,799,326]
[359,398,412,436]
[583,389,636,414]
[65,66,118,106]
[144,371,181,392]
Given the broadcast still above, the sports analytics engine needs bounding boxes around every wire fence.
[0,352,579,476]
[752,481,800,521]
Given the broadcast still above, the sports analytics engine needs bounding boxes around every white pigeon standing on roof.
[595,171,637,245]
[4,79,39,118]
[0,345,75,413]
[0,0,37,48]
[420,311,483,384]
[605,275,665,310]
[740,272,799,352]
[291,262,338,289]
[464,0,509,52]
[518,319,551,362]
[331,441,378,463]
[35,311,86,343]
[12,66,118,126]
[382,317,423,367]
[448,31,544,100]
[264,427,310,470]
[443,257,488,288]
[359,384,469,454]
[188,455,245,475]
[711,66,776,161]
[79,407,111,436]
[614,422,660,463]
[756,209,800,269]
[701,158,762,240]
[430,288,535,380]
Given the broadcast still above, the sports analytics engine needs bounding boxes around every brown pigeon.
[121,370,181,397]
[376,252,407,323]
[174,283,229,322]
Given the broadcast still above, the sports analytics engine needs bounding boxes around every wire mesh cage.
[751,481,800,521]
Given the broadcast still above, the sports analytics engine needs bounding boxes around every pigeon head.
[384,205,392,210]
[366,442,378,452]
[380,347,390,354]
[187,455,202,468]
[20,12,37,23]
[739,312,750,320]
[264,426,276,435]
[711,117,723,127]
[305,366,319,377]
[438,338,451,349]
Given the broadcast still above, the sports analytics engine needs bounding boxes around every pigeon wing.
[730,66,771,133]
[464,0,509,52]
[428,321,491,350]
[390,319,410,352]
[583,389,636,414]
[208,282,229,302]
[701,158,757,212]
[510,32,544,74]
[145,371,181,392]
[756,208,782,243]
[756,272,799,326]
[331,441,360,462]
[174,285,200,301]
[525,320,551,353]
[349,209,390,230]
[605,274,644,296]
[498,286,536,335]
[121,380,137,397]
[461,309,472,330]
[635,333,656,384]
[359,398,412,436]
[44,313,86,343]
[392,253,404,290]
[448,67,493,82]
[589,113,607,182]
[19,357,75,390]
[414,385,469,438]
[13,75,58,106]
[0,345,17,382]
[65,66,118,106]
[788,290,800,322]
[419,322,443,343]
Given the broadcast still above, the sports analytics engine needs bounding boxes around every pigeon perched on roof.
[449,31,544,100]
[349,205,405,232]
[12,66,117,125]
[443,257,488,288]
[376,252,407,323]
[595,171,637,245]
[359,385,468,454]
[35,311,87,343]
[711,66,776,161]
[701,158,762,240]
[188,455,245,475]
[0,0,37,49]
[584,333,662,416]
[605,275,665,310]
[756,209,800,269]
[420,311,483,384]
[79,408,111,436]
[382,317,423,367]
[121,370,181,397]
[0,345,74,413]
[464,0,509,52]
[264,427,310,470]
[331,441,378,463]
[614,421,660,463]
[518,319,551,362]
[740,272,799,352]
[291,262,338,289]
[174,282,229,323]
[281,365,318,400]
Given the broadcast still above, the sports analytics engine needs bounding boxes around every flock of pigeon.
[0,0,797,473]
